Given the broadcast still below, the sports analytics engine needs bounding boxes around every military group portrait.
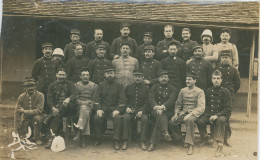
[14,22,241,157]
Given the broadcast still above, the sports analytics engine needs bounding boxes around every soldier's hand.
[136,111,142,118]
[126,107,133,113]
[172,113,178,121]
[97,110,104,117]
[157,109,163,115]
[184,113,192,121]
[112,110,120,117]
[114,55,120,59]
[52,107,59,116]
[162,50,167,53]
[186,59,192,65]
[153,105,160,110]
[143,80,150,85]
[17,107,25,113]
[209,115,218,121]
[63,98,70,106]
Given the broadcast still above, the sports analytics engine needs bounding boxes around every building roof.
[3,0,259,29]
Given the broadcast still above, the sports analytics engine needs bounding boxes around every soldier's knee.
[217,116,227,124]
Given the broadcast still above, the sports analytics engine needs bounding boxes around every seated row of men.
[15,66,234,156]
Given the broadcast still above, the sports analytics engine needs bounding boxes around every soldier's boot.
[199,136,209,147]
[33,122,42,145]
[94,140,101,146]
[140,141,147,151]
[187,144,194,155]
[147,144,155,152]
[164,131,172,141]
[121,140,128,150]
[80,135,86,148]
[73,129,82,142]
[45,136,54,149]
[224,138,231,147]
[215,143,224,157]
[114,140,120,150]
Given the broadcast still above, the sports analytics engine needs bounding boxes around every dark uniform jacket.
[149,83,178,117]
[86,40,110,59]
[110,36,137,58]
[94,79,126,113]
[64,41,87,63]
[87,57,112,85]
[204,86,232,119]
[187,58,213,91]
[32,56,58,94]
[155,38,180,61]
[136,44,155,64]
[66,56,90,83]
[125,82,150,114]
[161,56,186,91]
[179,39,198,62]
[140,59,162,86]
[47,80,77,109]
[215,64,240,96]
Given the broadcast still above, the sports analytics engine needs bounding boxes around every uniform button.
[211,105,213,107]
[211,100,213,101]
[211,110,213,111]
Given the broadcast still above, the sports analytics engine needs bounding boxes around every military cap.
[71,29,80,35]
[133,69,143,75]
[168,41,179,48]
[220,28,231,35]
[143,32,153,37]
[57,68,66,73]
[22,77,36,86]
[144,45,155,51]
[192,45,203,52]
[96,43,107,50]
[219,49,232,57]
[186,72,197,79]
[104,68,115,73]
[158,70,168,77]
[120,22,131,29]
[79,67,90,73]
[120,42,131,47]
[42,42,53,49]
[212,70,222,77]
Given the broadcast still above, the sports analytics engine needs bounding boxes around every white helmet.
[201,29,213,42]
[52,48,64,57]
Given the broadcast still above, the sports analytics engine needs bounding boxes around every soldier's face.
[144,50,155,59]
[53,55,63,62]
[143,36,152,45]
[74,45,83,57]
[25,85,36,94]
[220,56,231,65]
[220,32,230,43]
[96,48,106,58]
[71,34,80,43]
[164,27,173,39]
[133,74,143,83]
[104,71,115,80]
[80,71,90,82]
[212,75,222,87]
[159,74,169,84]
[168,45,178,56]
[120,45,130,57]
[42,47,53,58]
[202,35,212,44]
[94,30,103,41]
[193,48,203,59]
[56,71,67,82]
[120,27,130,37]
[182,31,191,41]
[186,77,196,87]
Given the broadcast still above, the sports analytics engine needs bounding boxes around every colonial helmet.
[200,29,213,42]
[52,48,64,57]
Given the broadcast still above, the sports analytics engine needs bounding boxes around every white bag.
[51,136,65,152]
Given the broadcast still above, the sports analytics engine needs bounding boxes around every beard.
[106,76,115,83]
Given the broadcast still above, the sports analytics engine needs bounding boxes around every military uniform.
[155,38,180,61]
[179,39,198,62]
[47,80,77,135]
[66,57,90,83]
[140,59,162,86]
[110,36,137,58]
[161,56,186,91]
[86,40,110,59]
[169,86,205,145]
[123,82,150,142]
[197,86,232,143]
[93,79,126,141]
[203,44,218,68]
[64,42,87,63]
[149,83,178,145]
[136,44,156,64]
[87,58,112,85]
[187,59,213,91]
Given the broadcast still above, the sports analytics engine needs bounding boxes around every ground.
[0,117,257,160]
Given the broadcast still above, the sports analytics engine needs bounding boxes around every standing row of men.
[14,23,240,156]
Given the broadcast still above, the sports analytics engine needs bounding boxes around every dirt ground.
[0,117,257,160]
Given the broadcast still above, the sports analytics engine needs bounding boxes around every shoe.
[164,131,172,141]
[45,138,53,149]
[121,141,128,150]
[36,139,43,145]
[224,139,231,147]
[94,140,101,146]
[80,136,86,148]
[187,144,194,155]
[183,143,188,148]
[114,140,120,150]
[73,129,82,142]
[140,142,147,151]
[147,144,155,152]
[215,144,223,157]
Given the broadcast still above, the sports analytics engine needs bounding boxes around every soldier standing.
[140,45,162,87]
[161,42,186,92]
[155,25,180,61]
[187,45,213,91]
[52,48,65,69]
[136,32,155,64]
[66,43,90,83]
[147,71,178,151]
[110,22,137,59]
[169,73,205,155]
[14,77,44,145]
[93,68,126,150]
[86,28,110,59]
[64,29,87,63]
[123,70,150,150]
[197,70,232,156]
[87,43,113,85]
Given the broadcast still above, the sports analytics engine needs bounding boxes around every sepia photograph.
[0,0,258,159]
